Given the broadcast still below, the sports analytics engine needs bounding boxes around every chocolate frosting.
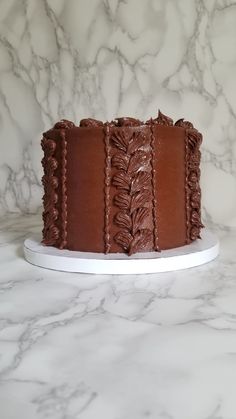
[185,127,203,243]
[110,129,153,255]
[115,117,142,127]
[175,119,194,129]
[54,120,75,129]
[41,110,203,255]
[147,110,173,126]
[52,110,180,129]
[41,137,59,246]
[80,118,104,127]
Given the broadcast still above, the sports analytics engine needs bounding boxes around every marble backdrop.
[0,0,235,226]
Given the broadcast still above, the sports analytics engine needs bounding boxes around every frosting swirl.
[80,118,103,127]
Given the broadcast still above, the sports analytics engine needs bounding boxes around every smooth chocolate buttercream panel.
[154,125,187,249]
[66,127,105,252]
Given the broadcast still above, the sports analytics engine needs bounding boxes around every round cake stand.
[23,229,219,275]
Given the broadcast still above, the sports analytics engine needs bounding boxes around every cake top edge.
[50,110,197,131]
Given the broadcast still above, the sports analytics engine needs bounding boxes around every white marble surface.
[0,213,236,419]
[0,0,236,227]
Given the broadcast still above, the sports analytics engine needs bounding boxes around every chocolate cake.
[41,111,203,255]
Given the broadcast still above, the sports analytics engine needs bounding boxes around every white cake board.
[23,229,219,275]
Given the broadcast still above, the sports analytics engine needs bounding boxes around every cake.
[41,111,203,255]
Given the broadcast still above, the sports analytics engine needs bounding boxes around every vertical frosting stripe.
[110,128,153,255]
[104,124,111,254]
[41,136,59,246]
[150,124,159,251]
[185,131,191,243]
[184,126,203,243]
[187,128,203,242]
[60,129,68,249]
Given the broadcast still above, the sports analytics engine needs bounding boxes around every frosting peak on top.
[52,111,197,130]
[53,120,75,129]
[80,118,103,127]
[115,117,142,126]
[146,110,173,126]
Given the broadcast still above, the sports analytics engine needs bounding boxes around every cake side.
[41,112,203,255]
[66,126,106,252]
[108,124,154,254]
[153,124,187,249]
[41,120,77,249]
[41,128,62,248]
[178,119,203,243]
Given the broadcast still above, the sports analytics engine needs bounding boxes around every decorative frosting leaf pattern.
[114,231,133,250]
[111,130,129,152]
[113,192,131,210]
[114,211,132,230]
[111,128,153,255]
[130,189,151,214]
[127,131,148,155]
[111,152,129,171]
[131,171,151,194]
[132,207,149,235]
[188,129,202,150]
[185,127,204,243]
[112,172,131,190]
[128,150,150,174]
[129,229,153,255]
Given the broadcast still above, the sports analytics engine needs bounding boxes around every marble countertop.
[0,214,236,419]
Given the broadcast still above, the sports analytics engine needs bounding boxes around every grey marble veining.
[0,214,236,418]
[0,0,236,226]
